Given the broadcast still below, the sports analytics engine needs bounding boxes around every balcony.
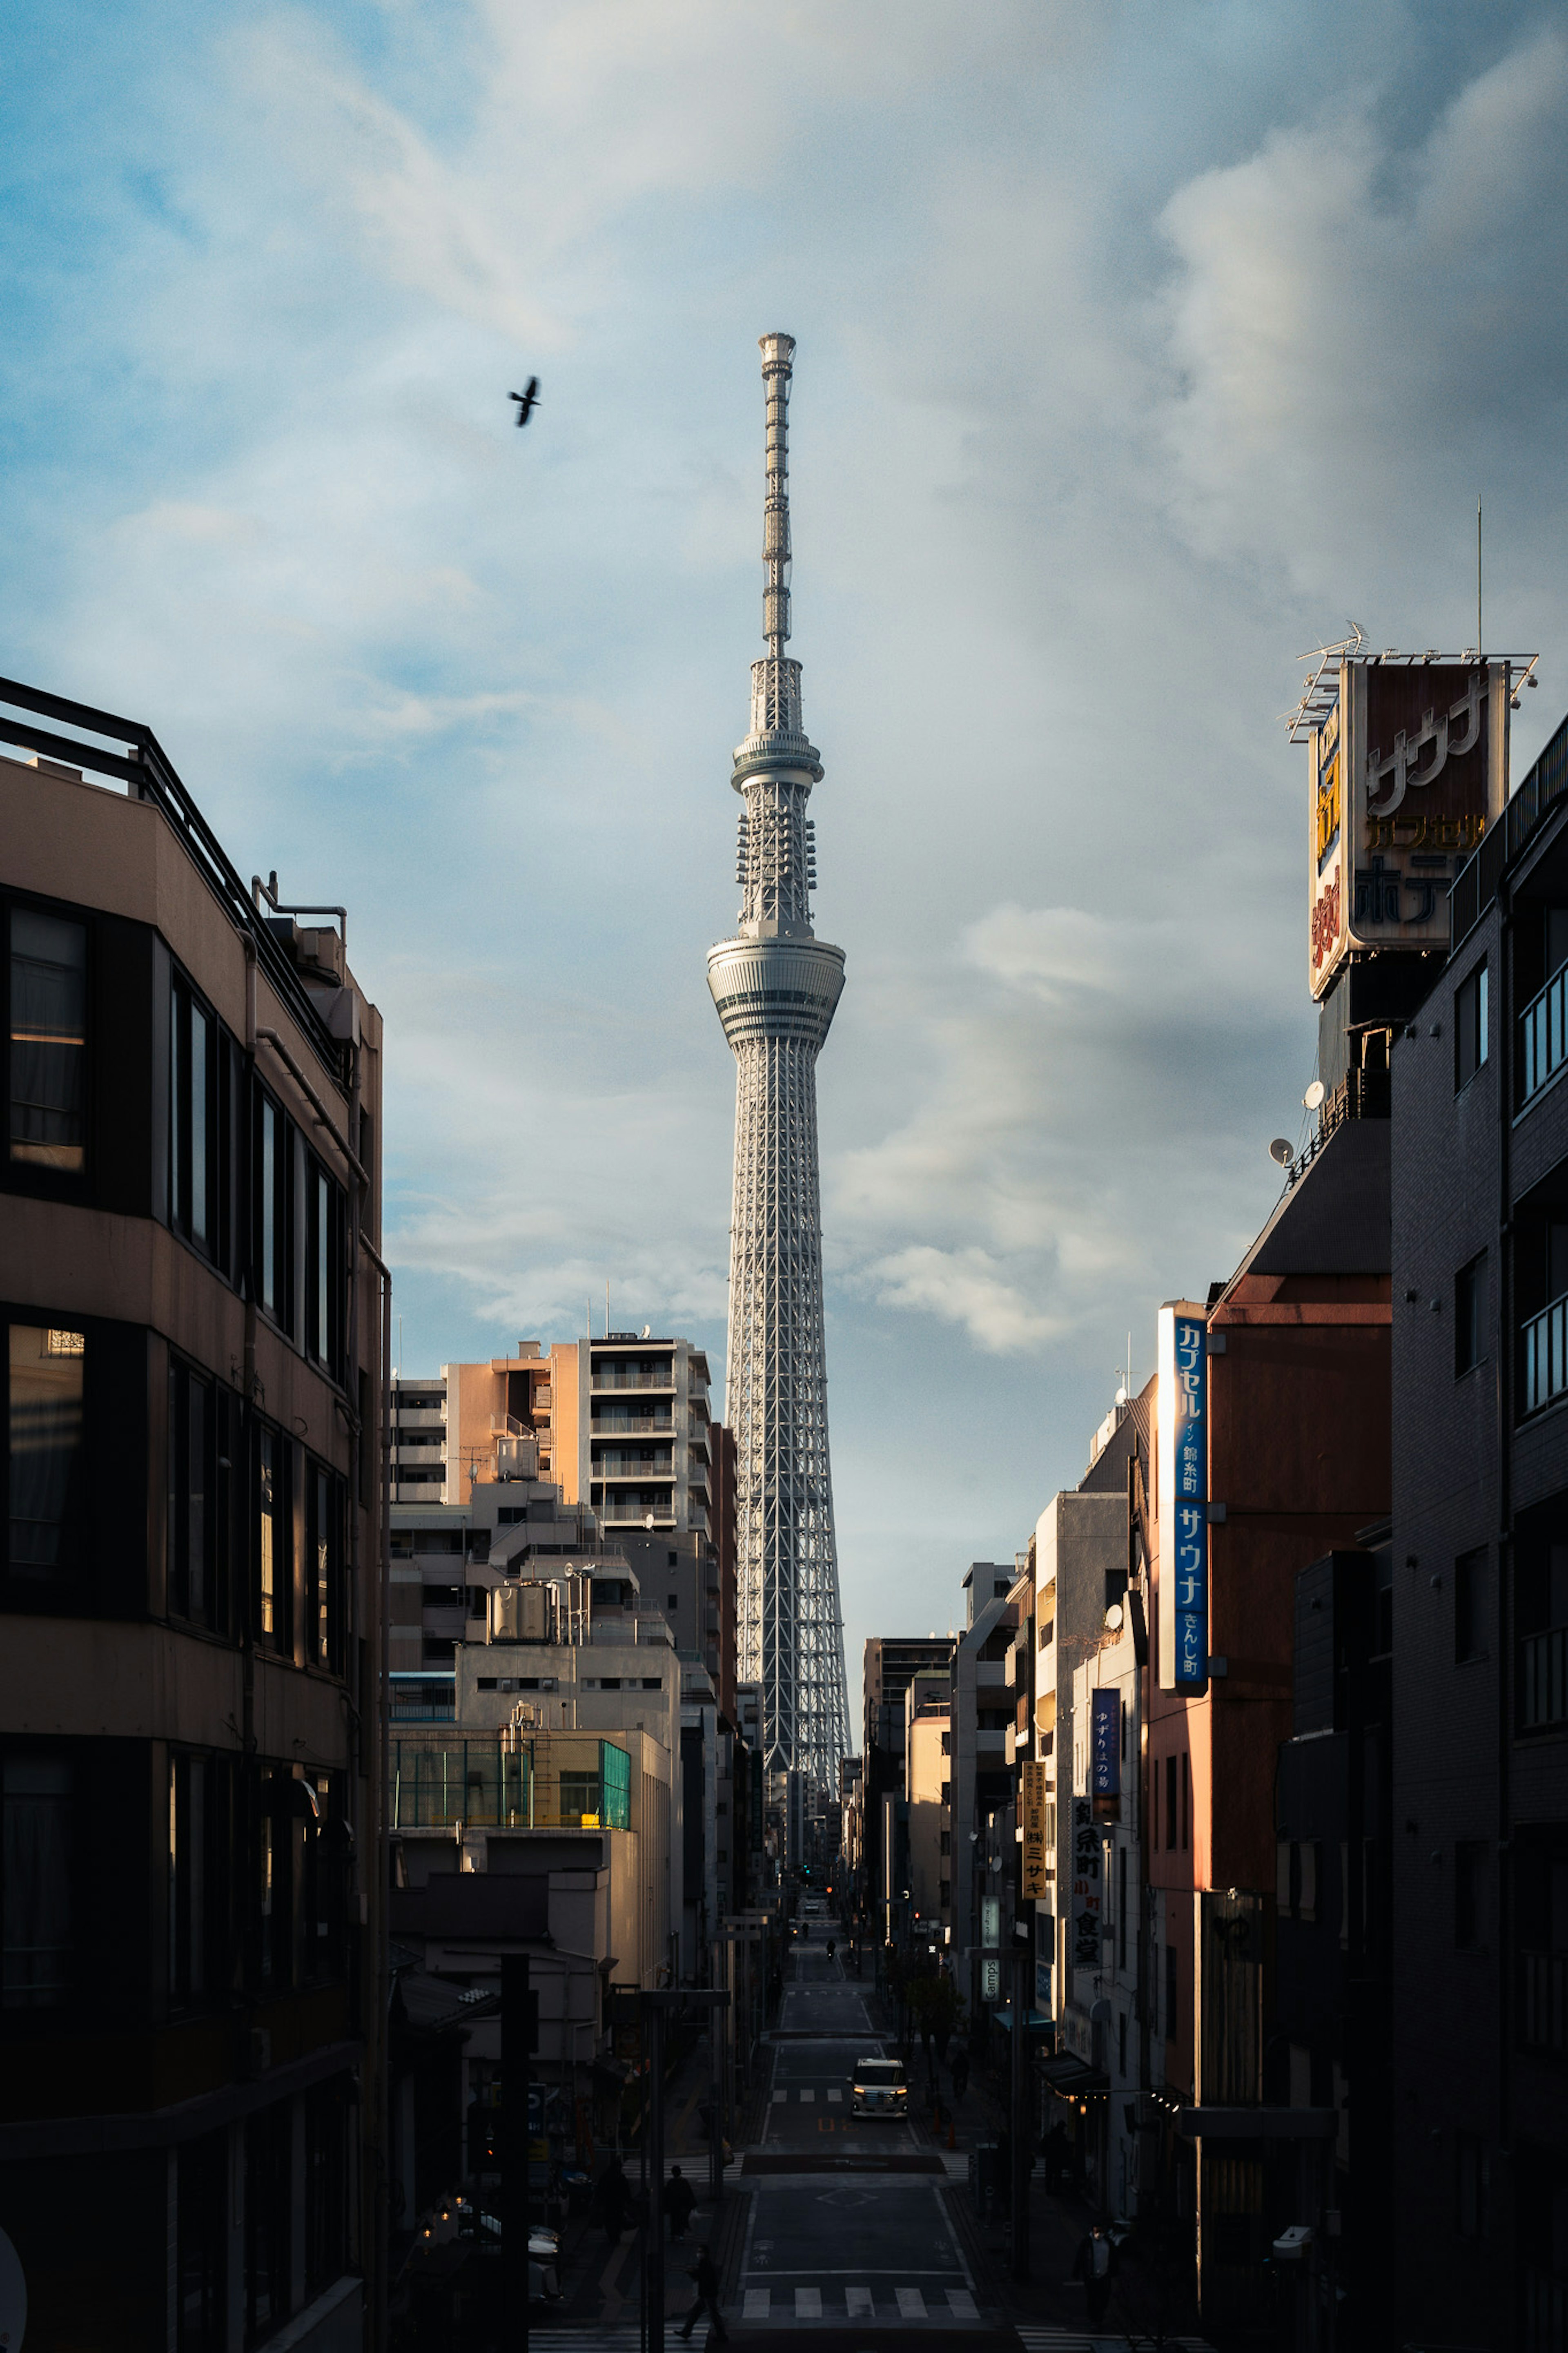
[1521,1625,1568,1729]
[592,1369,674,1393]
[1523,1295,1568,1415]
[975,1660,1006,1689]
[592,1414,673,1435]
[1520,966,1568,1107]
[597,1456,674,1479]
[600,1501,676,1525]
[976,1728,1007,1758]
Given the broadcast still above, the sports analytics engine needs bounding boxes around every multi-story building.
[904,1672,952,1944]
[860,1634,957,1923]
[950,1568,1020,2011]
[391,1334,713,1536]
[1389,714,1568,2348]
[0,681,385,2351]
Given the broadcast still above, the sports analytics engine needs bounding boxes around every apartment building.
[1390,724,1568,2349]
[0,681,385,2353]
[390,1334,714,1538]
[904,1671,952,1943]
[861,1634,957,1924]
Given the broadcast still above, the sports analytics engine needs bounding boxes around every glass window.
[169,1753,207,2002]
[177,2129,228,2352]
[1456,1253,1488,1375]
[244,2099,292,2346]
[9,908,86,1172]
[8,1325,85,1576]
[1454,959,1488,1090]
[303,2081,347,2299]
[2,1753,72,2005]
[257,1427,285,1650]
[308,1464,343,1673]
[168,1360,213,1624]
[260,1099,278,1317]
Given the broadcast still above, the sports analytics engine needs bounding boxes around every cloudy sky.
[6,0,1568,1686]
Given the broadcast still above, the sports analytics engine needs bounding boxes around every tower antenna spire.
[760,332,794,663]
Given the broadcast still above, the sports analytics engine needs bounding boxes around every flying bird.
[509,377,540,426]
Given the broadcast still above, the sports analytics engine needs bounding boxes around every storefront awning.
[1036,2052,1109,2101]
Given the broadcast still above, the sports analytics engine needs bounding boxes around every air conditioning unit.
[1272,2224,1313,2264]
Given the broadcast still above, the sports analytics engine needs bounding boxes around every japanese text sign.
[1020,1759,1049,1900]
[1090,1689,1120,1798]
[1158,1303,1209,1695]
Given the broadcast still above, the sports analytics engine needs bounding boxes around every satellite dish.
[1114,1386,1128,1407]
[642,1325,651,1338]
[1104,1602,1125,1631]
[644,1513,655,1530]
[1303,1080,1326,1111]
[1269,1138,1294,1167]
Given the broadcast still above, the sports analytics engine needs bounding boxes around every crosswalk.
[739,2284,978,2320]
[771,2085,842,2101]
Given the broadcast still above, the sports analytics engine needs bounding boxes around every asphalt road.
[736,1919,989,2333]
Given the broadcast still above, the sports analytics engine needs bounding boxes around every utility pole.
[639,1990,731,2353]
[502,1956,536,2353]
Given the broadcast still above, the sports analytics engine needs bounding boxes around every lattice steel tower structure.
[707,333,849,1799]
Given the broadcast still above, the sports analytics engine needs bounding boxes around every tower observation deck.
[707,334,850,1801]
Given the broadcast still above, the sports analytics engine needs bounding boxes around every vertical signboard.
[1089,1689,1121,1798]
[1310,658,1509,999]
[1157,1304,1209,1695]
[1071,1797,1100,1971]
[1020,1759,1048,1900]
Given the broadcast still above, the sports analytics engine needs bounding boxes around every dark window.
[169,1358,215,1627]
[1454,960,1488,1089]
[1164,1942,1178,2041]
[1456,1253,1488,1375]
[1517,1539,1568,1732]
[170,978,216,1251]
[306,1163,344,1375]
[254,1091,291,1330]
[7,1323,84,1577]
[1181,1752,1190,1852]
[1456,2134,1490,2239]
[1165,1755,1177,1851]
[1117,2010,1127,2074]
[1117,1843,1128,1969]
[9,906,86,1173]
[2,1751,72,2005]
[177,2128,228,2351]
[1455,1840,1489,1951]
[667,1592,679,1610]
[304,2081,348,2297]
[307,1462,345,1673]
[1455,1546,1487,1663]
[168,1752,209,2005]
[299,1773,340,1984]
[245,2099,292,2345]
[256,1427,287,1652]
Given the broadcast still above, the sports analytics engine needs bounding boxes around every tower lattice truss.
[707,334,850,1796]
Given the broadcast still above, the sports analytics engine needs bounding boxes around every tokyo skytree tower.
[707,334,849,1797]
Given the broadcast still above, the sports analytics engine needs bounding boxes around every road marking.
[742,2289,771,2319]
[826,2088,842,2102]
[772,2089,786,2102]
[798,2089,815,2103]
[845,2287,874,2317]
[896,2286,928,2317]
[948,2288,979,2319]
[795,2288,822,2317]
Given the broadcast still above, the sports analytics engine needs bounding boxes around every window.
[1455,1841,1489,1951]
[1165,1755,1177,1851]
[2,1753,72,2005]
[1455,1546,1487,1663]
[7,1324,84,1577]
[1456,2134,1490,2239]
[169,1753,209,2004]
[1518,1539,1568,1731]
[254,1091,291,1329]
[177,2129,228,2352]
[303,2081,348,2299]
[299,1773,339,1984]
[169,1359,215,1626]
[1454,960,1488,1090]
[170,979,215,1249]
[9,906,86,1173]
[245,2099,292,2346]
[1117,2010,1127,2075]
[307,1463,344,1673]
[256,1427,287,1651]
[1181,1752,1191,1851]
[1164,1942,1178,2041]
[1456,1253,1488,1376]
[1118,1844,1128,1968]
[306,1163,344,1374]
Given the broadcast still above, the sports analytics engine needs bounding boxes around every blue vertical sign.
[1090,1688,1121,1797]
[1172,1313,1208,1688]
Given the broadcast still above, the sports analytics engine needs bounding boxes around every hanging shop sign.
[1089,1689,1121,1798]
[1071,1797,1100,1971]
[1020,1759,1049,1900]
[1157,1303,1209,1696]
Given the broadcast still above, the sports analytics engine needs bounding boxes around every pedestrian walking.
[1073,2221,1118,2328]
[665,2164,697,2241]
[679,2245,728,2342]
[596,2153,628,2243]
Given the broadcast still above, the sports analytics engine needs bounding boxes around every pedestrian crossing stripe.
[1014,2334,1215,2351]
[734,2287,980,2320]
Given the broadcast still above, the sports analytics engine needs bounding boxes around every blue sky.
[5,0,1568,1683]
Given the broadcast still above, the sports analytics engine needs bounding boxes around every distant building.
[0,683,385,2351]
[860,1634,955,1918]
[904,1674,951,1943]
[391,1333,713,1537]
